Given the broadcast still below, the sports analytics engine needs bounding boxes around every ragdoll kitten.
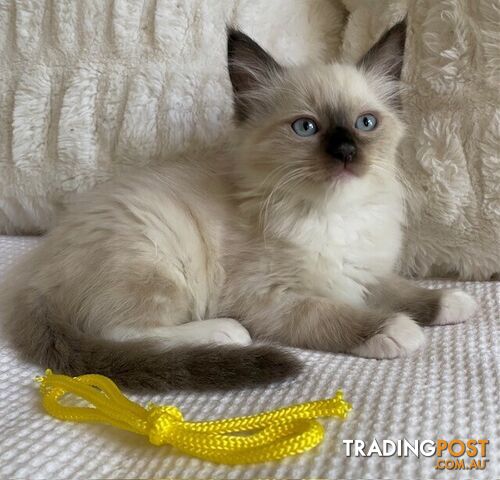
[2,21,477,391]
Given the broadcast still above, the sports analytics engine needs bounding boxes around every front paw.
[207,318,253,345]
[434,290,478,326]
[351,313,425,359]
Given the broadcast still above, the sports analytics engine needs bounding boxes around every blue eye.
[355,114,378,131]
[291,118,318,137]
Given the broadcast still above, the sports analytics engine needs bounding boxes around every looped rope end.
[332,390,352,419]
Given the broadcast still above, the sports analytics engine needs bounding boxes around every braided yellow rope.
[36,369,351,465]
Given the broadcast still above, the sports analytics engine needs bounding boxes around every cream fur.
[1,28,478,389]
[4,55,408,346]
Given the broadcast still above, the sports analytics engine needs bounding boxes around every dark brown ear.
[227,28,282,121]
[357,19,407,80]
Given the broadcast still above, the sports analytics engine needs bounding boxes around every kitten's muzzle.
[325,127,357,164]
[331,143,356,164]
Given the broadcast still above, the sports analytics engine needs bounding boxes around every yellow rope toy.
[36,369,352,465]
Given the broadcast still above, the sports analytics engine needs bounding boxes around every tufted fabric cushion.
[341,0,500,280]
[0,0,344,233]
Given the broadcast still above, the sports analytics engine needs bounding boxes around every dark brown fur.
[5,288,301,392]
[227,27,283,121]
[357,19,407,80]
[367,276,443,325]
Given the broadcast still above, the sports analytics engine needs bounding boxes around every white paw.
[205,318,252,346]
[351,313,425,359]
[434,290,478,325]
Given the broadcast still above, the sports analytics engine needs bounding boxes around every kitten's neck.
[232,171,404,243]
[236,187,316,238]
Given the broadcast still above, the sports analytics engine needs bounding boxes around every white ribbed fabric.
[0,236,498,479]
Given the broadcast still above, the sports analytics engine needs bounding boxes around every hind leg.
[368,275,478,326]
[233,290,425,359]
[103,318,252,346]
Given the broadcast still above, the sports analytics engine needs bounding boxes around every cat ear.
[227,28,283,121]
[357,19,407,80]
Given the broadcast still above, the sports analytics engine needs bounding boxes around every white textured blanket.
[0,237,498,479]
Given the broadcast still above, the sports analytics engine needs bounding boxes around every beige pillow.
[0,0,345,232]
[341,0,500,279]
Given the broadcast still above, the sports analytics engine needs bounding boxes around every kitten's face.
[228,22,406,201]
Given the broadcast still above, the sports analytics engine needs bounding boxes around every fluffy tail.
[39,322,300,390]
[7,290,301,391]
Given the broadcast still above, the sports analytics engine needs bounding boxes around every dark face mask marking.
[324,127,358,164]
